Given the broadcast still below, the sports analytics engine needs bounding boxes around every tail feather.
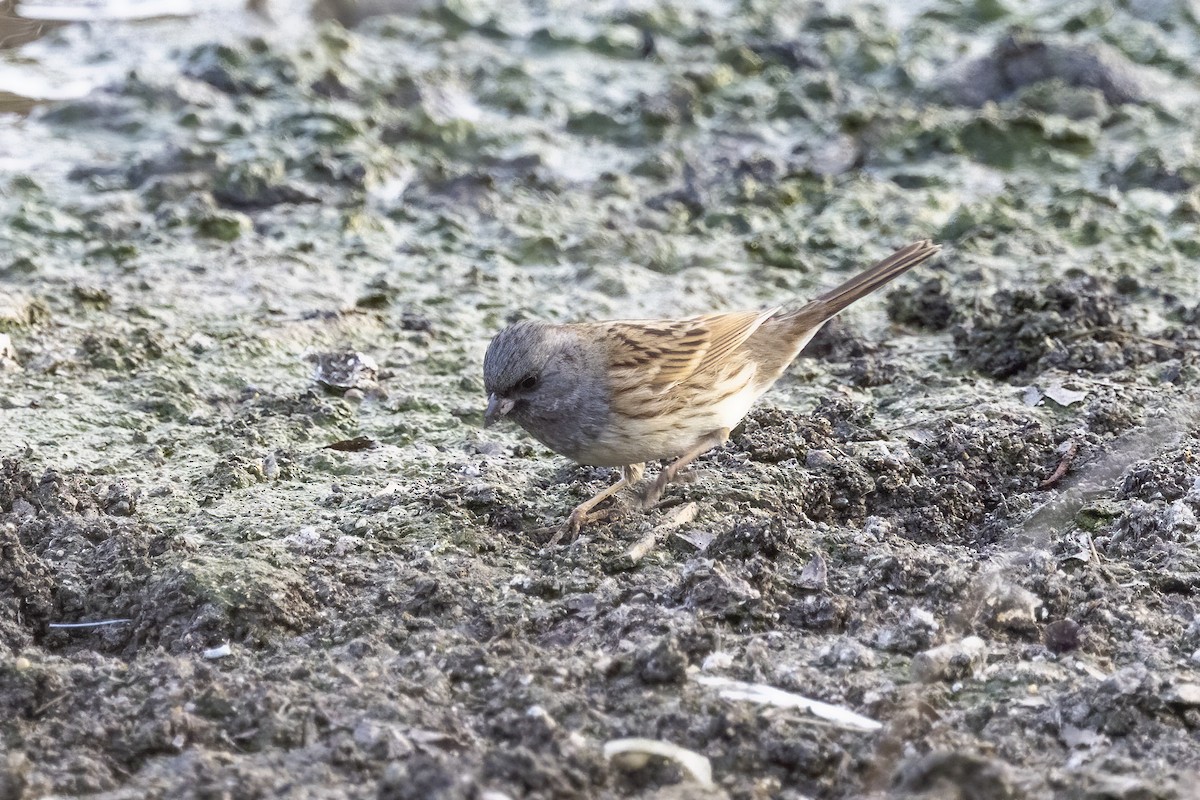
[781,240,942,331]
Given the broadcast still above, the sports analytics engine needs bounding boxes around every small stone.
[805,449,837,469]
[701,651,734,671]
[670,529,715,553]
[203,642,232,659]
[981,580,1042,634]
[1060,723,1104,749]
[909,607,939,631]
[186,332,217,353]
[1044,618,1082,653]
[1167,683,1200,706]
[311,350,379,392]
[817,638,876,669]
[103,481,138,516]
[796,552,828,591]
[635,638,688,685]
[911,636,987,683]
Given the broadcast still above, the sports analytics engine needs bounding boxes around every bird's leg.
[642,428,730,510]
[551,463,646,543]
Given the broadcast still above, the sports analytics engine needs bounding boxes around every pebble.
[911,636,987,683]
[1167,683,1200,706]
[805,449,837,469]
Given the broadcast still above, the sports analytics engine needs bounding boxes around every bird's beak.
[484,393,515,427]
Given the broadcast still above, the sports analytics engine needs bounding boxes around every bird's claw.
[546,506,615,546]
[563,509,588,542]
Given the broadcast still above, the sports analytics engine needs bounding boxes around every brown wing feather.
[590,309,778,419]
[690,309,781,377]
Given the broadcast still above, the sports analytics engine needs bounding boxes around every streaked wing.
[591,309,778,417]
[691,309,781,376]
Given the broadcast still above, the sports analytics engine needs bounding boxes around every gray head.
[482,320,609,461]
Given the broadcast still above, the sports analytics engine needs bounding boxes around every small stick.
[47,618,132,629]
[33,693,69,717]
[625,503,698,564]
[1040,441,1080,490]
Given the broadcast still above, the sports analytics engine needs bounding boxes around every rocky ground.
[2,0,1199,797]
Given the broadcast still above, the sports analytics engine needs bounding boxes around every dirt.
[2,0,1200,798]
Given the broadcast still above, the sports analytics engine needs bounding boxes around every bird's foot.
[546,504,617,546]
[641,467,700,509]
[641,471,672,510]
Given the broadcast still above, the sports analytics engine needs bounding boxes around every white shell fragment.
[696,675,882,732]
[603,738,713,786]
[202,642,233,660]
[1043,384,1089,407]
[1023,383,1089,407]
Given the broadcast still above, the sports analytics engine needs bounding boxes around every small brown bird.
[484,240,942,538]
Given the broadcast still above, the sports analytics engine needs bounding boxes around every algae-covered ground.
[2,0,1200,797]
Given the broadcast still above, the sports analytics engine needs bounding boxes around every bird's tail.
[780,240,942,332]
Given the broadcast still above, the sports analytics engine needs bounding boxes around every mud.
[2,0,1200,798]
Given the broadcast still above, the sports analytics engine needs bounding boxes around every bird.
[483,240,942,539]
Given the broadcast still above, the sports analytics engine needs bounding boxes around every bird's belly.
[571,429,688,467]
[573,383,764,467]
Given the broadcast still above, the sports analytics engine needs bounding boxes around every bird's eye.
[519,375,538,391]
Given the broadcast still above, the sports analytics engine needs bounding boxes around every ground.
[1,0,1199,798]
